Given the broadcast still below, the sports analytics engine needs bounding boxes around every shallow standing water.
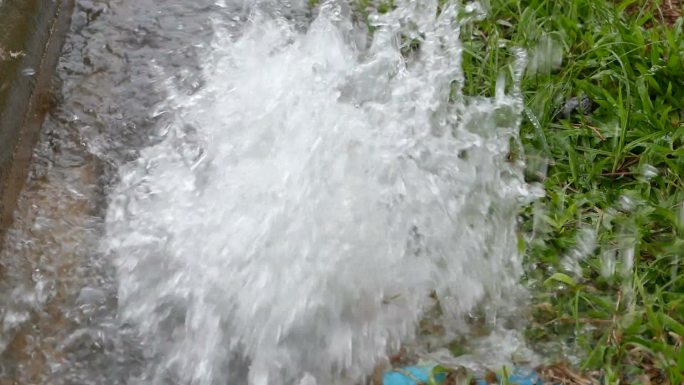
[1,1,539,384]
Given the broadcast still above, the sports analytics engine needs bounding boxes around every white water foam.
[105,1,537,384]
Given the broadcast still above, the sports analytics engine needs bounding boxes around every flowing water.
[1,1,540,384]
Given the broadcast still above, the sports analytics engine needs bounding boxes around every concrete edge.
[0,0,75,243]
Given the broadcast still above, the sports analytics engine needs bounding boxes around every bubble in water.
[527,35,563,77]
[560,228,597,277]
[640,164,658,181]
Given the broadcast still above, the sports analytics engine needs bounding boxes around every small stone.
[560,94,594,119]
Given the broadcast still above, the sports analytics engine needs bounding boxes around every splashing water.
[105,1,535,384]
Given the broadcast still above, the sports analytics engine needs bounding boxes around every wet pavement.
[1,1,222,383]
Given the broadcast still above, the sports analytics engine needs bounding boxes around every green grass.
[313,0,684,383]
[465,1,684,383]
[462,0,683,382]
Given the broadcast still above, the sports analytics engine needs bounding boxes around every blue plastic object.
[383,365,543,385]
[383,366,443,385]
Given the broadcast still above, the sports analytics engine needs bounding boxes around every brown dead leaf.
[483,370,498,384]
[623,0,682,27]
[537,362,599,385]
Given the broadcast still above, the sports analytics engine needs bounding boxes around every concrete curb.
[0,0,75,239]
